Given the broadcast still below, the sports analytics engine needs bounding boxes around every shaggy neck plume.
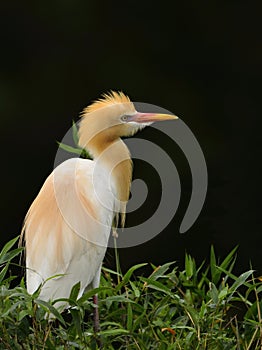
[88,137,132,228]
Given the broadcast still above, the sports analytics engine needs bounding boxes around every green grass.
[0,237,261,349]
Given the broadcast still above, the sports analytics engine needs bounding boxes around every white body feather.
[25,158,115,309]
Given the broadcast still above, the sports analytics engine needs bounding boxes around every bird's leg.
[93,294,103,348]
[93,294,100,333]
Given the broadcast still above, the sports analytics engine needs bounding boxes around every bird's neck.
[91,137,132,227]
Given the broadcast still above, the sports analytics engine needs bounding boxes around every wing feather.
[23,158,113,304]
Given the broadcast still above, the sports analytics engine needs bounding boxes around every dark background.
[1,2,261,276]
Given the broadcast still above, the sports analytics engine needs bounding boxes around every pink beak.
[130,112,178,123]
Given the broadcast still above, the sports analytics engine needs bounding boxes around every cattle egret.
[21,91,178,330]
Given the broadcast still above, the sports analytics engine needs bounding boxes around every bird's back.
[23,158,114,309]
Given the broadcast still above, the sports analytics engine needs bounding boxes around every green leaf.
[244,299,262,320]
[199,301,207,318]
[0,236,19,256]
[231,270,255,292]
[80,148,92,160]
[34,299,66,325]
[99,328,129,336]
[218,286,228,300]
[18,310,30,321]
[58,141,92,160]
[220,246,238,271]
[115,263,147,292]
[149,262,175,281]
[208,282,218,304]
[102,266,122,277]
[127,302,133,331]
[141,277,174,297]
[210,246,238,286]
[72,120,79,146]
[100,321,126,327]
[0,236,22,264]
[185,254,195,279]
[184,305,199,326]
[255,284,262,294]
[0,301,23,318]
[57,142,83,156]
[0,247,24,264]
[130,280,140,298]
[210,245,219,284]
[216,266,253,289]
[0,263,9,283]
[52,297,78,308]
[70,308,82,337]
[77,286,111,303]
[105,295,131,310]
[69,281,81,302]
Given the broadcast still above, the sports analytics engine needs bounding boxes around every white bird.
[21,91,177,328]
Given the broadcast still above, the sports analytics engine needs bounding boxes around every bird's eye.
[121,115,128,122]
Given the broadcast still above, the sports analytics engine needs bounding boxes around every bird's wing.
[23,158,114,300]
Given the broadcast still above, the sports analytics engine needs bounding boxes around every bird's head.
[79,91,178,157]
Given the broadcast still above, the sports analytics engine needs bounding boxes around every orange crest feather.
[83,91,131,114]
